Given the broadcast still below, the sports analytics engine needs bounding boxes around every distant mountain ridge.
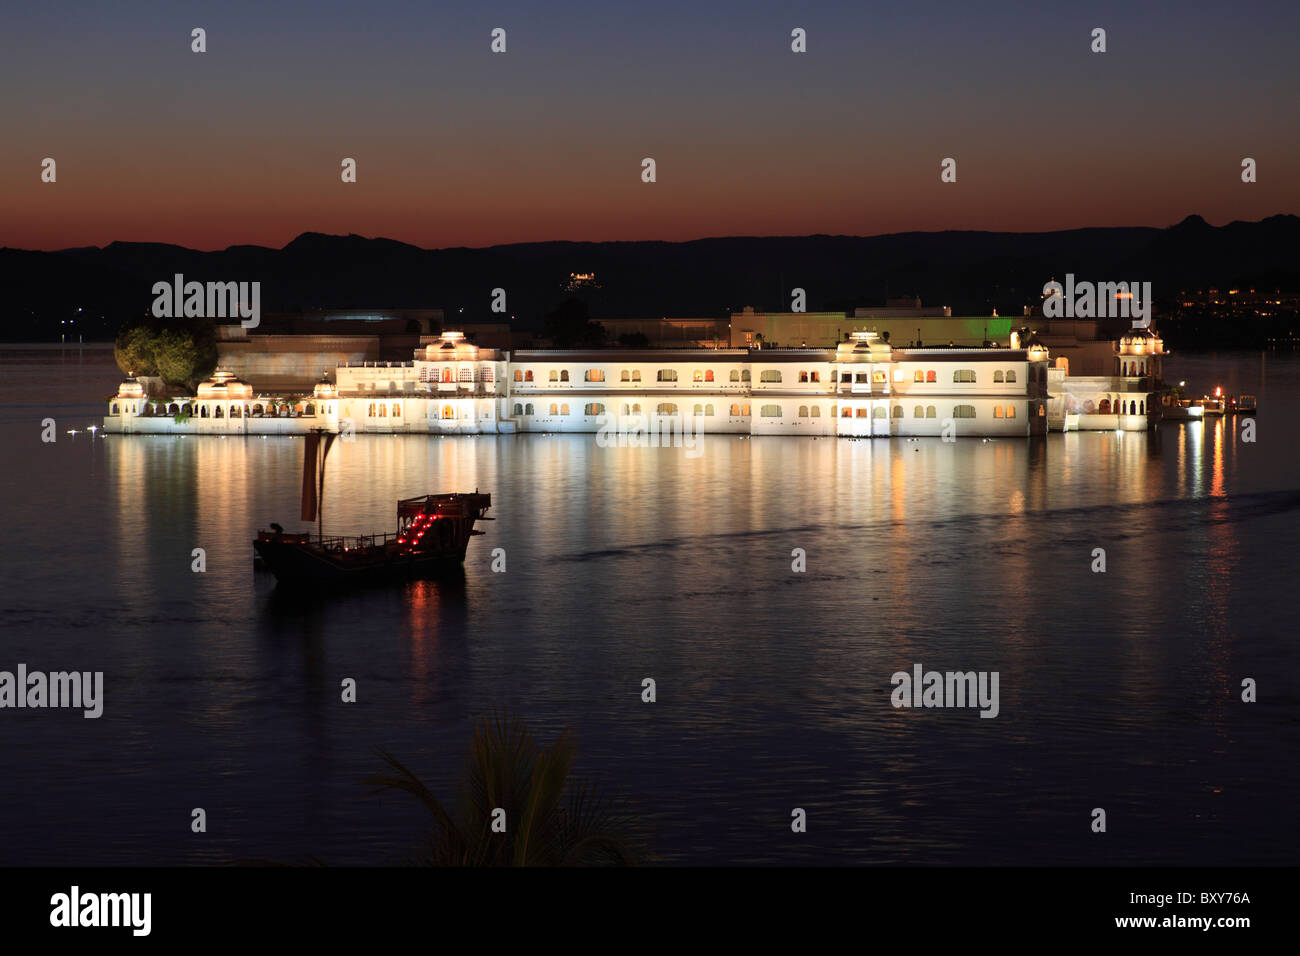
[3,215,1298,340]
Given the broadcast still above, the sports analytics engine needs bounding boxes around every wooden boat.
[253,430,491,587]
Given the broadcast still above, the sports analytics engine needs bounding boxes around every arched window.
[657,369,677,382]
[656,403,678,415]
[442,405,456,419]
[799,371,809,383]
[367,403,376,418]
[926,406,937,418]
[1139,401,1145,414]
[199,406,209,418]
[513,403,523,415]
[730,370,740,382]
[1005,370,1016,383]
[926,370,936,383]
[953,370,976,383]
[620,403,629,415]
[891,406,903,418]
[704,404,714,416]
[953,405,976,418]
[217,405,228,418]
[810,406,821,417]
[994,370,1004,383]
[525,403,534,415]
[621,370,630,382]
[798,405,809,417]
[514,369,523,382]
[994,406,1004,418]
[585,403,605,415]
[525,370,534,382]
[872,407,886,418]
[560,403,569,415]
[560,370,570,382]
[872,370,887,383]
[305,404,315,416]
[1098,399,1111,414]
[231,405,241,418]
[914,370,925,382]
[760,370,781,383]
[585,369,604,382]
[631,370,641,382]
[392,405,401,417]
[549,403,558,415]
[730,403,741,416]
[854,408,868,418]
[549,370,558,382]
[632,403,642,414]
[761,404,782,417]
[693,404,704,416]
[1129,401,1137,415]
[741,370,751,382]
[741,403,750,416]
[378,404,388,418]
[442,368,454,383]
[914,405,924,418]
[810,371,820,382]
[1006,405,1016,419]
[111,403,119,414]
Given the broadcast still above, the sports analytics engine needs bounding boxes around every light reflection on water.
[0,347,1297,865]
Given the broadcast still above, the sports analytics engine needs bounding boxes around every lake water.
[0,345,1296,865]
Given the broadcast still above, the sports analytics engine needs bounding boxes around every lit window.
[1006,405,1016,418]
[994,406,1004,418]
[585,369,605,382]
[585,403,604,415]
[926,371,936,383]
[914,370,925,382]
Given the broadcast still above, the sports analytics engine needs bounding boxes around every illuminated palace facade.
[105,329,1164,438]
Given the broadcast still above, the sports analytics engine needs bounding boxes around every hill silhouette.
[3,215,1297,341]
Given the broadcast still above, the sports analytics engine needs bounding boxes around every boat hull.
[253,538,468,587]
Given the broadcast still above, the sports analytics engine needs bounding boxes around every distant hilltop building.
[105,322,1164,438]
[565,272,600,292]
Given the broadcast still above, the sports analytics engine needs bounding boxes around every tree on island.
[617,331,651,348]
[362,712,652,866]
[113,320,218,392]
[543,298,607,348]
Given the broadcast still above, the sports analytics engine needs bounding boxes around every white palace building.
[104,328,1165,439]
